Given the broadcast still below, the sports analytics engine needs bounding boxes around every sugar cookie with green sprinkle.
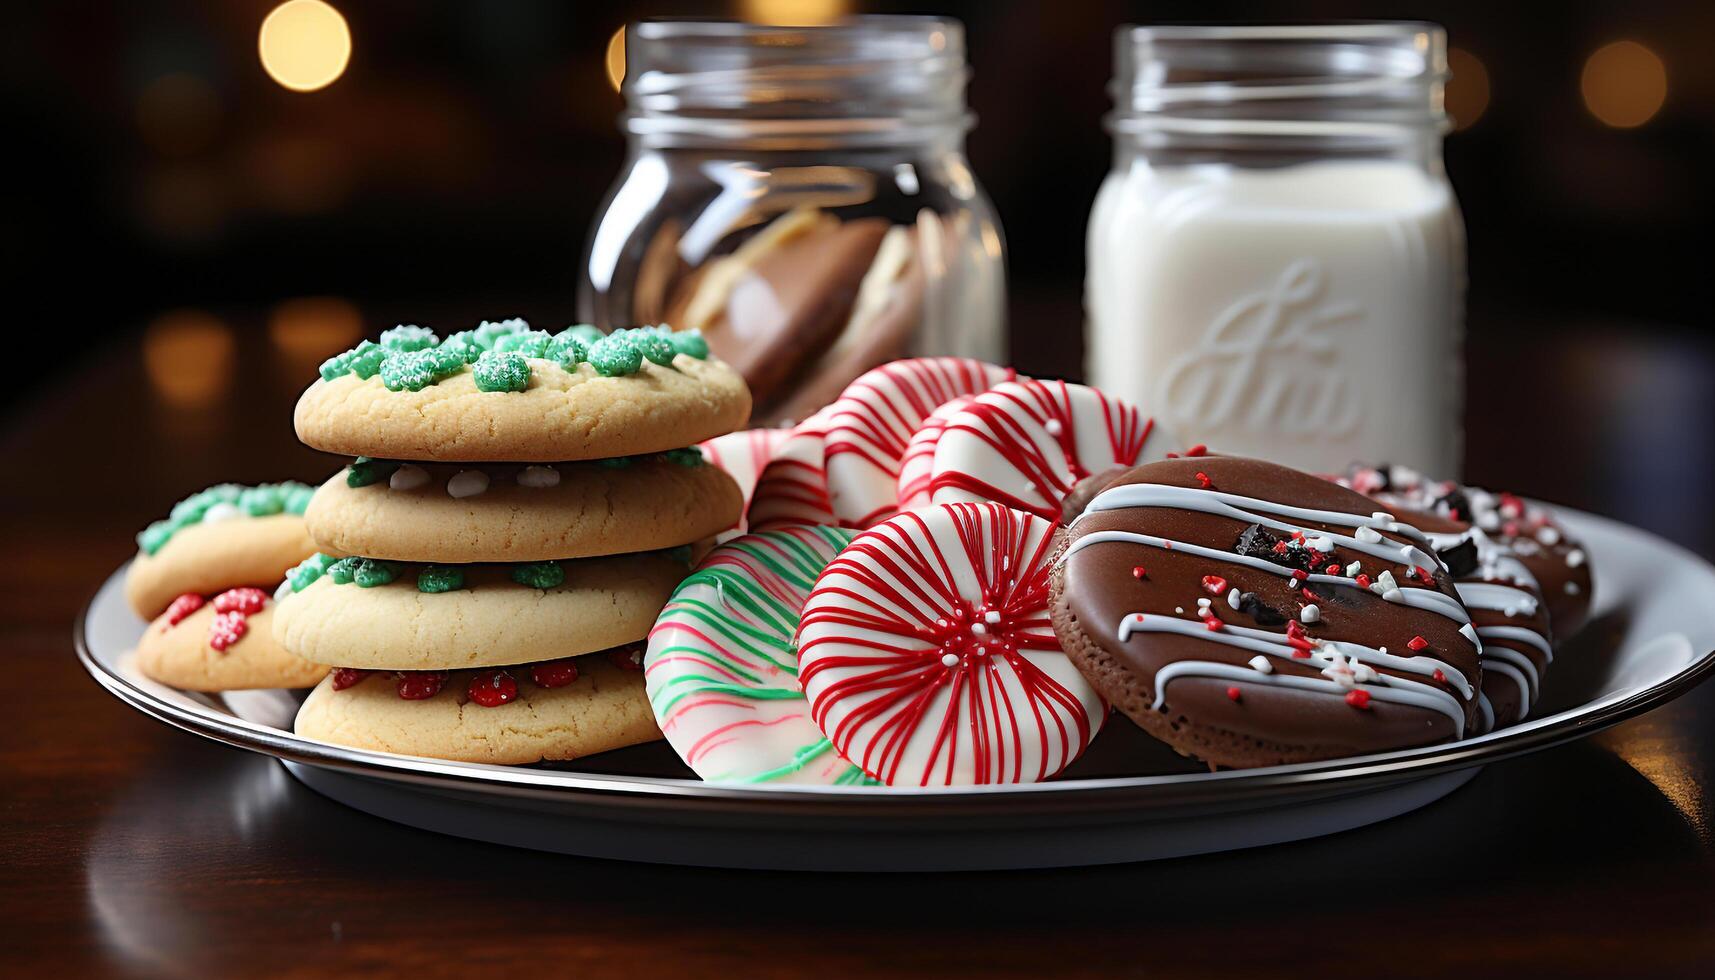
[126,481,320,618]
[272,551,687,671]
[295,345,750,462]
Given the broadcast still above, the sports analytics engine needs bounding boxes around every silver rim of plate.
[77,505,1715,818]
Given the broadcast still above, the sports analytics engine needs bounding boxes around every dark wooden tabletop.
[5,309,1715,978]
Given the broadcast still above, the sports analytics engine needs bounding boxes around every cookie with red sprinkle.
[293,648,659,765]
[135,589,328,692]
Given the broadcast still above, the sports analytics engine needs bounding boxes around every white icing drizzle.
[1479,624,1554,662]
[1064,529,1472,625]
[389,464,430,491]
[1477,693,1496,733]
[1478,642,1539,715]
[447,470,490,498]
[1076,482,1444,571]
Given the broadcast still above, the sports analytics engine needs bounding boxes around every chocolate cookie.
[1341,464,1592,637]
[1051,457,1482,768]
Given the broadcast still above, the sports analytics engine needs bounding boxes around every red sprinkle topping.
[396,671,448,700]
[207,611,246,651]
[1186,444,1208,457]
[1131,565,1148,580]
[1288,635,1314,653]
[331,667,372,691]
[467,669,519,707]
[213,587,268,615]
[1412,566,1435,584]
[1345,689,1373,709]
[1407,635,1428,652]
[1272,540,1289,554]
[1286,620,1306,639]
[1355,573,1372,589]
[1301,587,1319,602]
[1165,452,1179,459]
[1225,686,1242,702]
[162,593,206,629]
[1433,669,1447,684]
[1203,615,1224,632]
[606,645,645,671]
[1201,575,1229,595]
[529,659,581,689]
[1195,471,1212,488]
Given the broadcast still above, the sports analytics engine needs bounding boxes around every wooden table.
[5,312,1714,977]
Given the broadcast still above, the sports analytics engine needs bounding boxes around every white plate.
[79,507,1715,871]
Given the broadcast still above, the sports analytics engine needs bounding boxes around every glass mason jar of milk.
[1087,23,1464,476]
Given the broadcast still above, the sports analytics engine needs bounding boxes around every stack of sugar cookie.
[128,481,328,692]
[278,319,751,765]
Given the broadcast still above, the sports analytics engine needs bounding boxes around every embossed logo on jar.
[1159,259,1361,439]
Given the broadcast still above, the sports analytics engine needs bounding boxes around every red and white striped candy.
[746,404,840,531]
[796,502,1105,786]
[822,358,1014,528]
[927,378,1175,522]
[894,394,977,512]
[697,427,792,541]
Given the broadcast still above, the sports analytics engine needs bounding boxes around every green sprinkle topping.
[379,325,439,352]
[562,324,605,346]
[510,561,564,589]
[138,520,174,555]
[423,344,468,375]
[663,447,706,467]
[588,333,643,376]
[416,566,466,593]
[473,350,531,392]
[139,481,315,554]
[327,557,400,588]
[595,456,633,469]
[474,317,529,350]
[238,485,285,517]
[348,341,388,380]
[439,331,484,363]
[548,331,587,370]
[287,553,339,592]
[319,348,357,381]
[347,457,401,488]
[629,328,677,366]
[665,328,710,359]
[493,330,554,358]
[379,349,445,392]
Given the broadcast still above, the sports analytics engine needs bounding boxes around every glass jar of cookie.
[580,16,1007,424]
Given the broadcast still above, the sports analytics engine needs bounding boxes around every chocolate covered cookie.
[1052,457,1482,768]
[1342,464,1592,637]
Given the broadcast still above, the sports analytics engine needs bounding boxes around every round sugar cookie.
[894,394,976,512]
[697,428,793,541]
[645,525,872,785]
[136,590,328,691]
[821,357,1014,528]
[272,552,688,671]
[295,354,751,462]
[797,503,1106,786]
[1051,457,1482,769]
[927,378,1175,522]
[294,651,660,765]
[127,486,318,619]
[747,404,841,531]
[304,454,741,563]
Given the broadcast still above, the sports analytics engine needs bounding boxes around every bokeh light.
[143,310,235,407]
[605,25,626,93]
[1581,40,1667,129]
[739,0,849,27]
[268,297,363,361]
[1446,48,1490,131]
[259,0,352,93]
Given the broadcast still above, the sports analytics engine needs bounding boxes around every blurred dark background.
[3,0,1714,578]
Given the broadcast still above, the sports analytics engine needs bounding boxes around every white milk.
[1087,159,1464,476]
